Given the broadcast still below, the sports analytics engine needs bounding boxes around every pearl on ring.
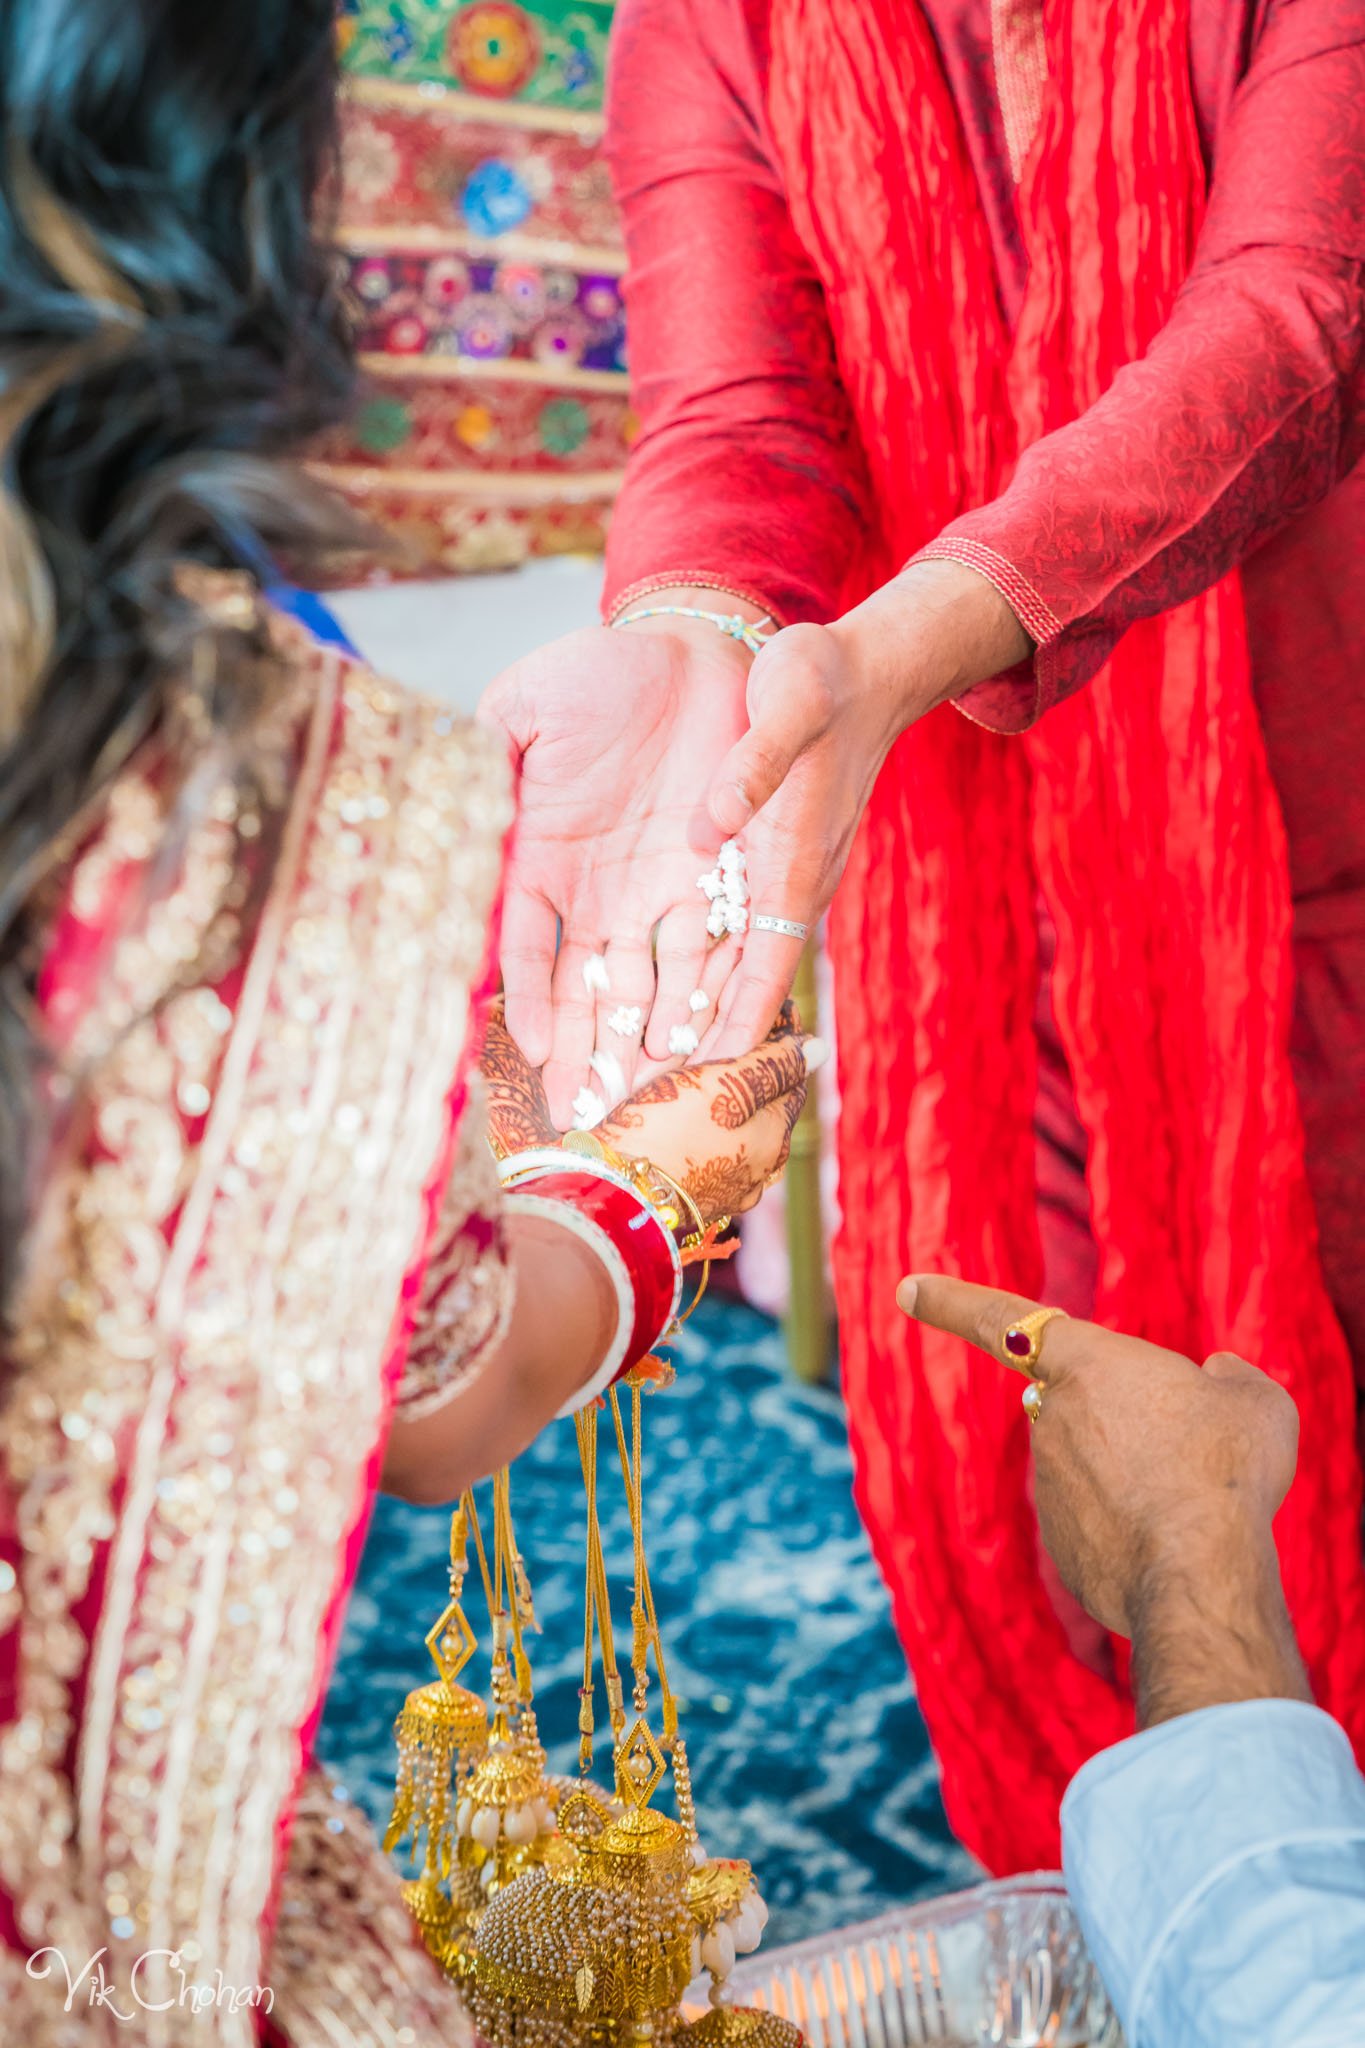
[668,1023,700,1057]
[607,1004,643,1040]
[1022,1381,1045,1425]
[688,990,711,1014]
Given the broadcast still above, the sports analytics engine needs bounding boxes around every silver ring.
[752,915,810,942]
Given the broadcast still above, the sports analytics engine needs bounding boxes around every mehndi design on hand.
[481,999,559,1153]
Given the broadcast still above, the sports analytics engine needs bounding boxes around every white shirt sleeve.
[1061,1699,1365,2047]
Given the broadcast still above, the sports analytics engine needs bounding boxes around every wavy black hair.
[0,0,358,1308]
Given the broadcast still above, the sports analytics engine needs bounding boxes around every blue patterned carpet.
[318,1301,977,1945]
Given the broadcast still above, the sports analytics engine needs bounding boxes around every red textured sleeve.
[601,0,874,625]
[925,1,1365,732]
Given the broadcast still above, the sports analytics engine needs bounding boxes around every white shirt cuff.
[1061,1699,1365,2043]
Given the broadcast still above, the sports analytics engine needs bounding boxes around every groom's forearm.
[828,557,1035,734]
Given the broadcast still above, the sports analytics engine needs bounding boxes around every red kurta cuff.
[912,534,1087,736]
[604,572,786,628]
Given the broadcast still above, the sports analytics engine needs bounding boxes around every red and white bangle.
[499,1149,683,1416]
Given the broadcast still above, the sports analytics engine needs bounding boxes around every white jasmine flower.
[571,1087,607,1130]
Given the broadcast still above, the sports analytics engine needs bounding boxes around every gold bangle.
[639,1161,726,1325]
[562,1129,673,1215]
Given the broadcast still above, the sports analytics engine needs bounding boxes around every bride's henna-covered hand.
[483,992,824,1224]
[481,999,558,1155]
[599,1016,820,1224]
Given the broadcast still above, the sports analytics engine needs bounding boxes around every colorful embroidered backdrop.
[321,1,628,579]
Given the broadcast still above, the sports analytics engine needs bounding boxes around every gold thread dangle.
[470,1365,697,2048]
[454,1473,558,1925]
[388,1476,564,1977]
[576,1407,599,1776]
[578,1401,627,1754]
[608,1379,677,1746]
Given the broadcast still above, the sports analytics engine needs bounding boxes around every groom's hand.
[479,595,753,1128]
[482,562,1029,1114]
[698,559,1032,1059]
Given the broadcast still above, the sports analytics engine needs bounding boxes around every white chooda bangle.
[498,1148,684,1414]
[501,1192,635,1417]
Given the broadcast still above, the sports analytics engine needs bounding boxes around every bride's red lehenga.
[0,585,510,2043]
[603,0,1365,1871]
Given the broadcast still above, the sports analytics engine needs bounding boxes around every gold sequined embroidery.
[0,742,252,2045]
[0,617,513,2045]
[269,1764,473,2046]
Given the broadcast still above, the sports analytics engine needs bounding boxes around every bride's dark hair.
[0,0,356,1308]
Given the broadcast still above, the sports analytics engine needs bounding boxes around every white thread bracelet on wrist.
[613,605,777,657]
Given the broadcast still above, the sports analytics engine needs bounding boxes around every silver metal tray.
[721,1875,1123,2048]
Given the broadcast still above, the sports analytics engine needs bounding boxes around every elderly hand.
[898,1272,1311,1725]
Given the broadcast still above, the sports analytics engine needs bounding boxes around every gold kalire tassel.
[389,1327,802,2048]
[387,1501,489,1954]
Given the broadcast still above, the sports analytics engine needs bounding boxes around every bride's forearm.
[380,1213,620,1505]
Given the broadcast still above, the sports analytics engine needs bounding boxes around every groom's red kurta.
[601,0,1365,1867]
[602,0,1365,1367]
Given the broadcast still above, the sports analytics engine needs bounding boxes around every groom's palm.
[480,624,748,1126]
